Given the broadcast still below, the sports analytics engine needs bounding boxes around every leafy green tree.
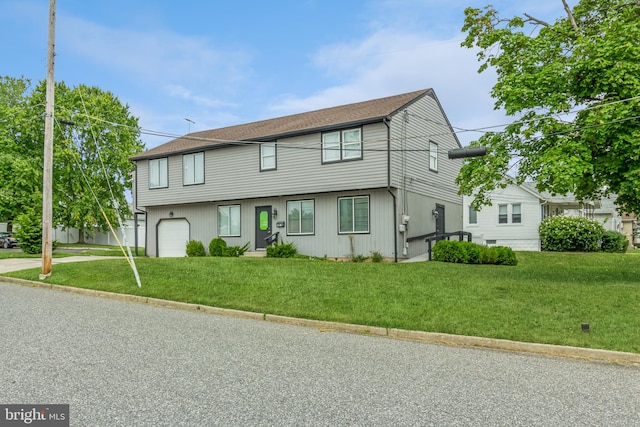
[0,77,145,243]
[458,1,640,214]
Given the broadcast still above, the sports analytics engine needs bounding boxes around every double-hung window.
[322,128,362,163]
[287,200,314,235]
[260,143,276,171]
[498,204,522,224]
[338,196,369,234]
[183,152,204,185]
[218,205,240,236]
[149,158,168,188]
[429,141,438,171]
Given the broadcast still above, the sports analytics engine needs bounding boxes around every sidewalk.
[0,255,121,274]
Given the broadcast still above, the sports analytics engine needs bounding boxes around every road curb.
[2,277,639,366]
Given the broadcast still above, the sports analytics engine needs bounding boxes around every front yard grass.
[2,251,639,353]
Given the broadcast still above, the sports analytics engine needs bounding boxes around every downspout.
[384,117,398,262]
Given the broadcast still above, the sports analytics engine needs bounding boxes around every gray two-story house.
[131,89,464,260]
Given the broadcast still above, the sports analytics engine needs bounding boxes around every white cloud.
[57,14,252,97]
[268,29,506,146]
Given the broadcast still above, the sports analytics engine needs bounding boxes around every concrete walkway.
[0,255,121,274]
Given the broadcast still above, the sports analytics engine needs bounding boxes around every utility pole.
[41,0,56,279]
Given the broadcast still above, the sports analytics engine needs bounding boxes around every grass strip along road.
[3,251,639,354]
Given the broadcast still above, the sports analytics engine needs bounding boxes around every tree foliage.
[0,76,145,239]
[458,1,640,213]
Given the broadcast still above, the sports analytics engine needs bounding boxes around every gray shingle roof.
[132,89,432,160]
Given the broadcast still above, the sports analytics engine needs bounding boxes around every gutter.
[384,117,398,263]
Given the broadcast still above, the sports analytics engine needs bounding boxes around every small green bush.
[370,250,384,263]
[480,245,498,264]
[600,231,628,253]
[432,240,517,266]
[494,246,518,266]
[432,240,467,263]
[539,216,604,252]
[460,241,482,264]
[186,240,206,257]
[209,237,227,257]
[266,241,297,258]
[13,210,58,254]
[223,242,250,257]
[351,254,369,263]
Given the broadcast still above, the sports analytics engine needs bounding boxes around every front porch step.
[243,251,267,258]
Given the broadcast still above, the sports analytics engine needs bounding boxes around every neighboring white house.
[463,183,623,251]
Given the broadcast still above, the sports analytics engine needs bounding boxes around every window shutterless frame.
[286,200,315,235]
[322,128,362,163]
[149,158,168,189]
[218,205,241,237]
[183,152,204,185]
[338,195,370,234]
[260,143,277,171]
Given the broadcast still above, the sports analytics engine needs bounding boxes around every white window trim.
[183,152,204,186]
[429,141,438,171]
[498,203,523,225]
[338,195,370,234]
[218,205,241,237]
[149,158,168,189]
[322,128,362,163]
[260,143,277,171]
[287,200,315,235]
[468,205,478,225]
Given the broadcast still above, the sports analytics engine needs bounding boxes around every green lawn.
[2,251,639,353]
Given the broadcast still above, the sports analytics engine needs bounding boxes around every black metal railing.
[425,231,473,260]
[264,232,279,246]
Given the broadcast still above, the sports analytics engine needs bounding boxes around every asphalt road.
[1,282,639,426]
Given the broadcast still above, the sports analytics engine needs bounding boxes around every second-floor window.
[322,128,362,163]
[260,143,276,171]
[183,152,204,185]
[149,158,168,189]
[429,141,438,171]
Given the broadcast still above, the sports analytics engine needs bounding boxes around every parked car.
[0,231,18,249]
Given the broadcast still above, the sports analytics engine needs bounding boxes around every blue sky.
[1,0,572,149]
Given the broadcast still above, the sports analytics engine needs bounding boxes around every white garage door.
[158,219,189,257]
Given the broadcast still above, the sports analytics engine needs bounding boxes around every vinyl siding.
[144,189,396,258]
[136,123,389,208]
[388,93,463,205]
[464,185,542,250]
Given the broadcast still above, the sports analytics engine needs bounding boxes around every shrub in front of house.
[432,240,517,266]
[209,237,227,257]
[494,246,518,266]
[186,240,206,257]
[539,216,604,252]
[208,237,249,257]
[600,231,629,253]
[266,241,297,258]
[432,240,468,263]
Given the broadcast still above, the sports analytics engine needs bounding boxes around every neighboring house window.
[512,203,522,223]
[469,206,478,225]
[498,204,522,224]
[498,204,508,224]
[183,152,204,185]
[322,128,362,163]
[287,200,314,235]
[429,141,438,171]
[218,205,240,236]
[260,143,276,171]
[149,158,168,188]
[338,196,369,233]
